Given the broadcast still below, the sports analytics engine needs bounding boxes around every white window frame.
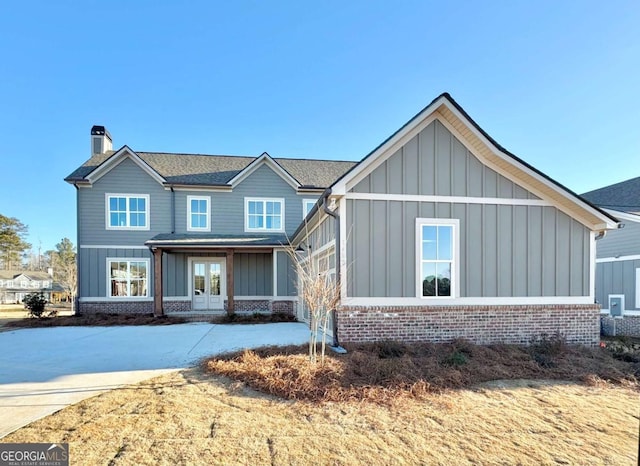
[106,258,150,299]
[415,218,460,299]
[42,280,50,289]
[187,195,211,232]
[21,281,28,289]
[105,193,150,231]
[302,199,316,219]
[244,197,285,232]
[0,280,3,287]
[6,280,13,288]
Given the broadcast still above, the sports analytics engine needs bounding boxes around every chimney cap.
[91,125,112,140]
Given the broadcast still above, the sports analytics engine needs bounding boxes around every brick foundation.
[163,300,192,312]
[337,304,600,346]
[78,301,154,314]
[601,316,640,338]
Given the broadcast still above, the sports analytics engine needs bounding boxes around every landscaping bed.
[2,313,188,328]
[204,339,639,403]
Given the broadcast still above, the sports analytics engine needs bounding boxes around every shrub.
[443,350,468,367]
[23,292,57,318]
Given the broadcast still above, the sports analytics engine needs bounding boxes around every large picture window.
[245,198,284,232]
[417,219,458,298]
[106,194,149,230]
[108,259,149,298]
[187,196,210,231]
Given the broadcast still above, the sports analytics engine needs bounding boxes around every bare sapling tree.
[51,238,77,313]
[287,239,340,365]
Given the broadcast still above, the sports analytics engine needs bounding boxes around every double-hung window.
[245,198,284,232]
[106,194,150,230]
[108,259,149,298]
[187,196,210,231]
[417,218,458,298]
[302,199,316,219]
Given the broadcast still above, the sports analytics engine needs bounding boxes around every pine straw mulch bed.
[3,313,188,328]
[203,339,640,404]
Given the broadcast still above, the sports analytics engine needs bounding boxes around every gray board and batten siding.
[173,164,319,236]
[80,158,318,243]
[595,259,639,312]
[345,119,591,298]
[81,250,296,298]
[78,157,171,245]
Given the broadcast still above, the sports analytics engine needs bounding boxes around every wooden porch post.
[153,248,164,317]
[226,248,234,315]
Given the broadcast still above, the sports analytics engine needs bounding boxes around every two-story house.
[67,94,618,346]
[0,270,57,304]
[65,126,355,316]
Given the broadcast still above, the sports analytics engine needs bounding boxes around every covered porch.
[145,234,298,317]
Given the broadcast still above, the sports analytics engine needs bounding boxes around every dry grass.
[204,340,639,403]
[3,368,638,465]
[3,313,187,328]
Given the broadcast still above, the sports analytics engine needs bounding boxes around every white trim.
[80,245,149,250]
[416,218,460,299]
[310,240,336,258]
[235,295,299,301]
[163,296,190,302]
[339,197,348,300]
[229,153,300,189]
[169,185,232,192]
[79,297,154,302]
[302,199,316,219]
[636,268,640,309]
[440,100,618,230]
[106,257,151,299]
[87,146,166,186]
[596,254,640,263]
[603,208,640,224]
[589,231,596,301]
[345,192,551,206]
[623,310,640,316]
[273,249,278,298]
[105,193,151,231]
[342,296,594,306]
[244,197,286,233]
[187,195,211,232]
[332,97,617,230]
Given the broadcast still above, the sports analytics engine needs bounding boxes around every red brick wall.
[337,304,600,346]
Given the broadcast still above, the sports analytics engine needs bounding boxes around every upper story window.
[245,198,284,232]
[108,259,149,298]
[6,280,13,287]
[106,194,150,230]
[303,199,316,219]
[42,280,50,288]
[30,281,39,288]
[187,196,210,232]
[416,218,459,298]
[21,281,28,288]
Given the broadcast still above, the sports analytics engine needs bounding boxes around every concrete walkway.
[0,322,309,438]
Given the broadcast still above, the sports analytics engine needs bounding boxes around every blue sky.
[0,1,638,254]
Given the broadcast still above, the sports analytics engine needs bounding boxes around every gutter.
[170,187,175,234]
[321,190,342,349]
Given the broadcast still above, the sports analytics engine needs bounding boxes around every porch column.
[226,249,234,315]
[153,248,164,317]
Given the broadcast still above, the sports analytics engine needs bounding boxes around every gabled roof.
[65,148,357,190]
[581,176,640,213]
[330,92,618,231]
[0,270,54,281]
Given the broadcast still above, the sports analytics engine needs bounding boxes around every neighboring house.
[582,176,640,337]
[0,271,62,304]
[66,93,618,346]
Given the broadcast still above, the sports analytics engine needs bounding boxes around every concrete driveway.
[0,322,308,438]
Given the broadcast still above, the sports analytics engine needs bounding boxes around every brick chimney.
[91,125,112,156]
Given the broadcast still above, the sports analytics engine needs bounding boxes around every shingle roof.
[581,176,640,213]
[65,150,357,189]
[0,270,54,281]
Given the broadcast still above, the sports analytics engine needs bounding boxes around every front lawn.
[3,340,638,465]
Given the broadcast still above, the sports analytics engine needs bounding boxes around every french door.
[192,260,225,311]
